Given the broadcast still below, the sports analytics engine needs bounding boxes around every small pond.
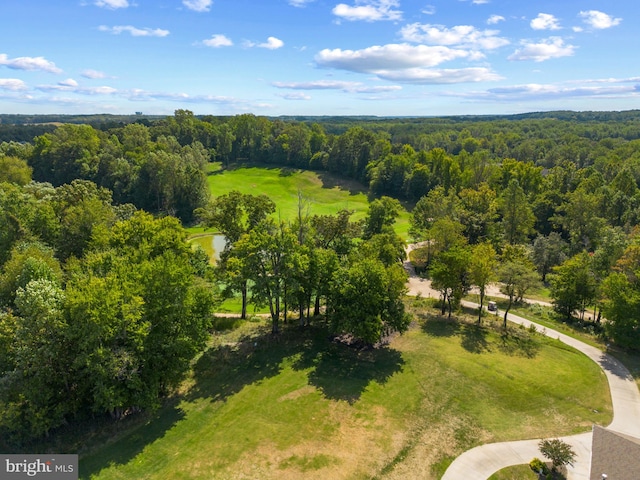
[189,234,227,264]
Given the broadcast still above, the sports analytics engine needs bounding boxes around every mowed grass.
[78,303,611,480]
[205,164,412,239]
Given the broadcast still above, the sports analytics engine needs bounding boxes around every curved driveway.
[403,247,640,479]
[441,306,640,480]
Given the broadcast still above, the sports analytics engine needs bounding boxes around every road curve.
[439,305,640,480]
[402,245,640,479]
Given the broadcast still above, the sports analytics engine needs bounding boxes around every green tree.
[195,191,276,318]
[498,258,540,329]
[363,196,402,239]
[531,232,569,283]
[0,156,32,185]
[469,242,497,323]
[430,246,471,318]
[499,178,535,244]
[0,279,70,440]
[549,252,597,321]
[233,220,301,334]
[601,272,640,349]
[328,258,409,345]
[538,438,576,472]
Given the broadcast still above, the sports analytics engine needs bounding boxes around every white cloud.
[315,43,501,84]
[472,0,489,4]
[332,0,402,22]
[59,78,79,87]
[508,37,575,62]
[0,78,27,91]
[376,67,501,84]
[183,0,212,12]
[99,25,170,37]
[95,0,129,9]
[273,79,402,93]
[37,83,118,95]
[258,37,284,49]
[202,34,233,47]
[530,13,561,31]
[422,5,436,15]
[0,54,62,73]
[288,0,315,6]
[487,15,504,25]
[277,92,312,100]
[316,43,472,72]
[400,23,509,50]
[81,69,107,79]
[579,10,622,30]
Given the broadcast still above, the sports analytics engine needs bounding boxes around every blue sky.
[0,0,638,116]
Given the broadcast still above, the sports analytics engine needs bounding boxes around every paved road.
[403,245,640,479]
[440,305,640,479]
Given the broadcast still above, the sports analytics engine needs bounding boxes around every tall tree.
[195,191,275,318]
[430,246,471,318]
[469,242,497,323]
[498,258,540,329]
[549,252,597,321]
[328,258,409,345]
[499,178,535,244]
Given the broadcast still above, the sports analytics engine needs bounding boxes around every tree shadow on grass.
[497,328,540,358]
[317,171,368,196]
[421,315,461,338]
[186,326,302,403]
[78,400,185,479]
[77,323,403,476]
[460,324,490,354]
[300,342,404,404]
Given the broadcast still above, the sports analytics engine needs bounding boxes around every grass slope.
[204,164,411,239]
[78,302,611,480]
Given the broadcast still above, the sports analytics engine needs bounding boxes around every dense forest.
[2,109,640,444]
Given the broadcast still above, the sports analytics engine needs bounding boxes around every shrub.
[529,457,549,475]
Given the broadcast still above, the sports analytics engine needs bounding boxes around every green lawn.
[204,164,412,240]
[77,303,611,480]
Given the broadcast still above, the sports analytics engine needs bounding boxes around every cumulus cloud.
[183,0,212,12]
[202,34,233,47]
[487,15,504,25]
[81,69,107,79]
[332,0,402,22]
[316,44,473,72]
[400,23,509,50]
[579,10,622,29]
[530,13,561,30]
[95,0,129,8]
[0,54,62,73]
[59,78,79,87]
[98,25,170,37]
[315,44,501,84]
[508,37,575,62]
[258,37,284,49]
[0,78,28,91]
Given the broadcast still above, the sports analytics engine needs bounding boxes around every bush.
[529,457,549,475]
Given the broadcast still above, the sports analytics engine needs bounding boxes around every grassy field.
[76,301,611,480]
[203,163,412,239]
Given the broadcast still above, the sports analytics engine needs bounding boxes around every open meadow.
[200,163,412,239]
[76,302,611,480]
